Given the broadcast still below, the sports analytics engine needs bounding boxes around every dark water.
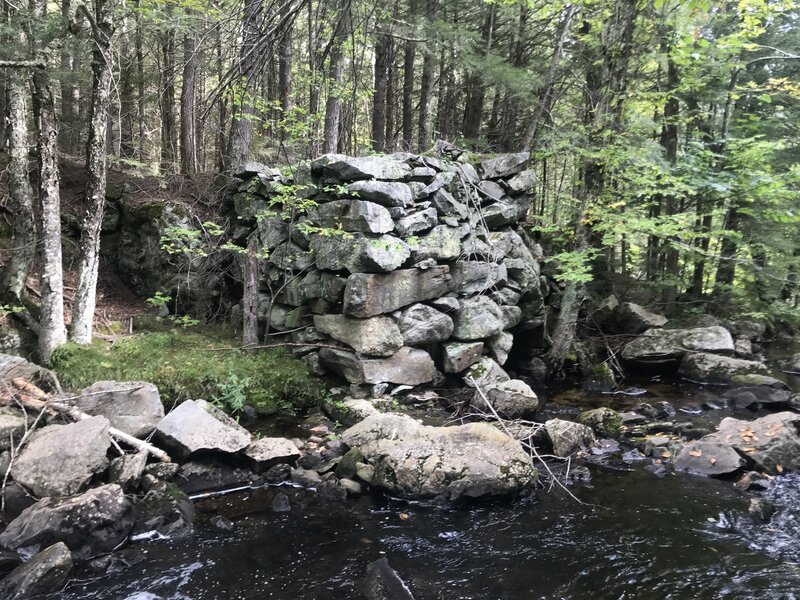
[51,468,800,600]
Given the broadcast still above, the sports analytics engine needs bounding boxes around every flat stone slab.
[674,440,745,476]
[343,267,453,318]
[678,352,768,384]
[319,347,436,385]
[314,314,404,357]
[155,399,252,459]
[244,438,302,472]
[310,200,394,234]
[443,342,484,373]
[73,380,164,438]
[452,296,505,341]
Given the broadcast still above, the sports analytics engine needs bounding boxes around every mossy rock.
[578,407,624,438]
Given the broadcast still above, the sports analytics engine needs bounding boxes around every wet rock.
[11,416,111,498]
[621,326,735,367]
[748,497,775,523]
[317,479,348,502]
[481,153,530,179]
[734,471,771,492]
[0,542,72,600]
[463,357,510,389]
[314,314,404,357]
[324,398,381,426]
[578,408,624,438]
[363,556,416,600]
[345,181,413,207]
[340,478,362,497]
[311,233,410,273]
[314,154,411,181]
[451,296,505,341]
[544,420,596,457]
[72,381,164,438]
[0,484,133,560]
[319,347,436,386]
[674,440,746,476]
[631,401,676,421]
[109,450,148,491]
[341,413,537,500]
[244,438,301,472]
[711,412,800,474]
[644,464,668,478]
[397,304,454,346]
[154,399,251,459]
[779,353,800,374]
[264,464,292,484]
[209,515,235,531]
[291,468,321,488]
[133,482,195,537]
[678,352,768,385]
[176,459,251,495]
[271,492,291,512]
[310,200,394,234]
[0,549,22,576]
[473,379,539,419]
[343,267,453,318]
[722,386,792,409]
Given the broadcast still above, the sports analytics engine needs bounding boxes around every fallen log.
[4,378,171,463]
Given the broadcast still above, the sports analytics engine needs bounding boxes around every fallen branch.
[5,379,171,463]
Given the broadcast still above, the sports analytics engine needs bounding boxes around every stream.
[48,345,800,600]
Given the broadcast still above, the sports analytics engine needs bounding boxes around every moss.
[47,329,326,415]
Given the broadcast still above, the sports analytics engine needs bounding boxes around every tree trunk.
[278,20,292,145]
[401,0,416,151]
[180,31,198,174]
[135,0,146,162]
[384,38,396,149]
[2,74,36,300]
[59,0,80,154]
[660,40,680,312]
[462,3,494,143]
[416,0,437,152]
[119,14,136,159]
[71,0,116,344]
[371,29,391,152]
[32,66,67,361]
[322,2,351,154]
[242,235,260,349]
[160,29,177,174]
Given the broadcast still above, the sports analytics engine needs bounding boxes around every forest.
[0,0,798,359]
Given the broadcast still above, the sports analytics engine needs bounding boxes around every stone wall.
[232,150,546,394]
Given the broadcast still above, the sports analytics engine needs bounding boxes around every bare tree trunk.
[71,0,116,344]
[180,30,198,174]
[462,3,494,143]
[322,2,351,154]
[119,14,136,159]
[3,74,36,299]
[32,66,67,361]
[215,22,227,173]
[401,0,416,151]
[59,0,80,154]
[371,29,390,152]
[160,29,177,174]
[135,0,146,162]
[384,38,396,149]
[660,39,680,312]
[416,0,437,152]
[278,19,292,145]
[242,235,260,349]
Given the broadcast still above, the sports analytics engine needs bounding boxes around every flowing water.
[49,344,800,600]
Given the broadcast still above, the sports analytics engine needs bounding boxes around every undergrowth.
[47,329,326,415]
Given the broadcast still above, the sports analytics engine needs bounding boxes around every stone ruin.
[230,150,548,400]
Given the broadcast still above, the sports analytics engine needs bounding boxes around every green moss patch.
[47,330,326,415]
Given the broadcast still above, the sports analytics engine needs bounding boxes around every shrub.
[47,330,326,415]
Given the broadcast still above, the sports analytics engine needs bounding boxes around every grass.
[47,328,326,415]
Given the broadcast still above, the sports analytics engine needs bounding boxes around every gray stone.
[487,331,514,366]
[779,353,800,374]
[364,557,415,600]
[545,420,596,457]
[429,296,460,312]
[0,408,26,452]
[176,459,251,494]
[450,261,508,295]
[395,208,439,236]
[311,233,410,273]
[463,357,510,389]
[0,484,133,560]
[310,200,394,233]
[443,342,484,374]
[133,481,195,537]
[506,169,537,193]
[621,326,735,364]
[708,412,800,474]
[341,413,536,500]
[314,314,403,357]
[343,267,453,318]
[726,320,767,342]
[318,347,436,386]
[676,442,745,477]
[409,225,462,261]
[154,399,252,459]
[430,188,468,220]
[410,166,437,180]
[452,296,505,340]
[345,181,413,207]
[481,153,531,179]
[267,241,314,271]
[0,542,72,600]
[397,304,454,346]
[314,154,411,181]
[244,438,301,473]
[473,379,539,419]
[256,217,289,249]
[678,352,768,384]
[291,468,321,488]
[482,197,529,227]
[74,381,164,438]
[11,417,111,498]
[0,354,60,394]
[478,180,505,201]
[501,305,522,329]
[602,302,668,335]
[324,397,381,426]
[109,451,148,491]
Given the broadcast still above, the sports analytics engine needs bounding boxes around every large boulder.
[674,440,746,477]
[545,420,596,457]
[72,380,164,438]
[451,296,505,341]
[341,413,537,500]
[0,542,72,600]
[243,438,301,472]
[397,304,454,346]
[442,342,484,373]
[578,408,623,438]
[599,301,668,335]
[678,352,768,384]
[313,154,411,181]
[621,326,735,368]
[309,200,394,234]
[472,379,539,419]
[318,347,436,386]
[314,314,404,357]
[311,234,410,273]
[345,181,413,207]
[342,267,453,318]
[11,416,111,498]
[154,399,252,459]
[0,484,134,560]
[482,197,529,227]
[711,412,800,474]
